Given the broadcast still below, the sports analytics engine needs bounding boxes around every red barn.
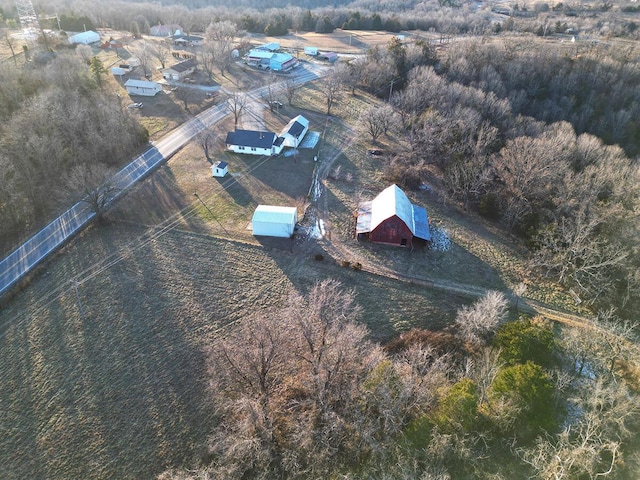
[356,185,431,247]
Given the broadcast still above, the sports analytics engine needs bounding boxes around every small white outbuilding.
[252,205,297,238]
[69,30,100,45]
[211,161,228,178]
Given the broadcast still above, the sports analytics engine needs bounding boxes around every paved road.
[0,63,325,298]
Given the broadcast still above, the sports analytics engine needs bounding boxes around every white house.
[69,30,100,45]
[211,161,228,178]
[161,58,197,81]
[124,79,163,96]
[225,129,284,156]
[279,115,309,148]
[252,205,297,238]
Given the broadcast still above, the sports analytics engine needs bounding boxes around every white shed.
[304,46,318,56]
[252,205,297,238]
[69,30,100,45]
[111,67,126,76]
[211,161,228,178]
[124,79,162,96]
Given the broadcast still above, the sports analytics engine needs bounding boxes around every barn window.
[401,238,407,246]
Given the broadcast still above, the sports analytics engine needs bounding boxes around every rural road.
[0,62,327,299]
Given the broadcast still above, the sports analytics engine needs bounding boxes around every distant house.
[211,161,228,177]
[124,79,163,96]
[172,34,204,47]
[111,67,127,76]
[356,184,431,247]
[150,24,182,37]
[279,115,309,148]
[225,129,283,156]
[161,58,197,81]
[244,49,297,72]
[257,42,280,52]
[269,52,298,72]
[252,205,297,238]
[68,30,100,45]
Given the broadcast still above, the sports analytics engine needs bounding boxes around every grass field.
[0,68,590,478]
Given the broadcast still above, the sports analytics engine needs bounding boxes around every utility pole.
[388,78,395,101]
[194,191,229,234]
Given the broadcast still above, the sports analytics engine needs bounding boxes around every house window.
[239,146,244,150]
[251,147,256,151]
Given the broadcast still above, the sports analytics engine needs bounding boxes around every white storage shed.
[211,161,228,178]
[69,30,100,45]
[124,79,162,96]
[252,205,297,238]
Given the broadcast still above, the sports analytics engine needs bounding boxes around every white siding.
[252,205,297,237]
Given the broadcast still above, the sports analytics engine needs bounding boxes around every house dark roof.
[215,161,228,169]
[168,58,196,73]
[226,130,277,149]
[274,137,285,147]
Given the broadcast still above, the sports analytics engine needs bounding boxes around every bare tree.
[75,44,93,65]
[358,104,395,143]
[320,65,345,116]
[173,86,198,111]
[131,40,152,76]
[2,29,18,66]
[147,38,172,69]
[62,163,120,220]
[519,379,640,479]
[455,291,508,345]
[225,91,248,126]
[195,126,215,162]
[205,20,237,77]
[281,77,299,106]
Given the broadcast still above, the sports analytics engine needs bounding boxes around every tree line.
[160,280,640,479]
[332,36,639,317]
[0,52,148,253]
[5,0,637,41]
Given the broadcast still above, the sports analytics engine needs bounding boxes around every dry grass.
[0,70,592,479]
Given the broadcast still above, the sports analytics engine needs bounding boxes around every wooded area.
[0,52,148,253]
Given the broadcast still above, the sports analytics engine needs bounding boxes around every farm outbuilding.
[304,46,318,56]
[318,52,338,63]
[356,184,430,247]
[124,79,163,96]
[252,205,297,238]
[279,115,309,148]
[211,161,228,177]
[68,30,100,45]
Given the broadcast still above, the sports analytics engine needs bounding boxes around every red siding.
[369,215,413,246]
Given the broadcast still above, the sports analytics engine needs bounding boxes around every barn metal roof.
[356,185,430,241]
